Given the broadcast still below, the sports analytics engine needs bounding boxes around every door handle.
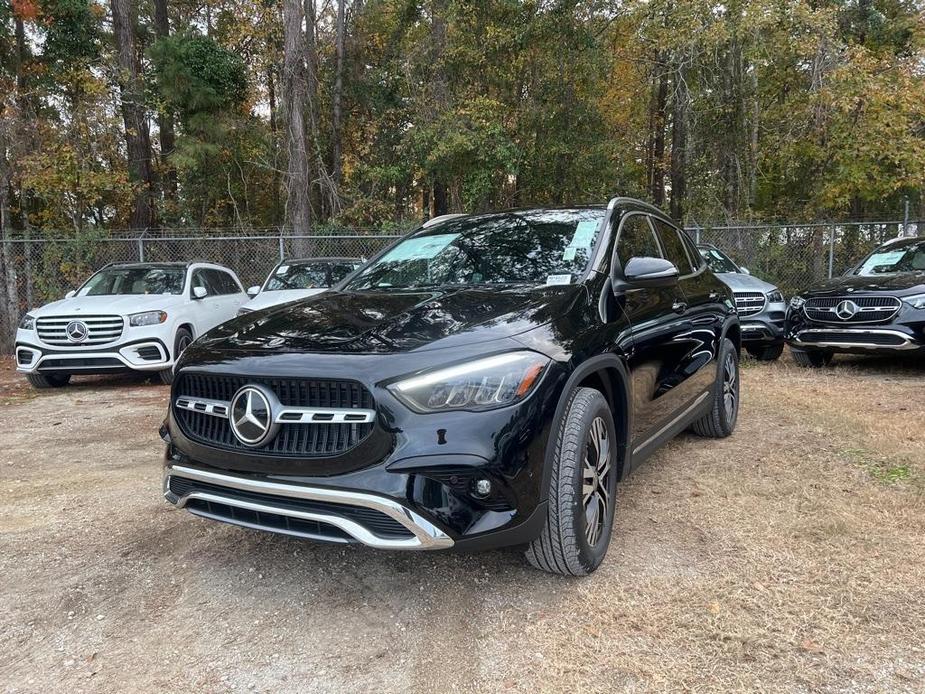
[672,301,688,314]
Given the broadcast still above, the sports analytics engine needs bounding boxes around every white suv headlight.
[903,293,925,310]
[388,352,550,413]
[766,290,784,304]
[129,310,167,327]
[19,314,35,330]
[789,295,805,310]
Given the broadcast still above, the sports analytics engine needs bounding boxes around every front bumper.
[786,306,925,354]
[15,338,172,374]
[164,464,454,549]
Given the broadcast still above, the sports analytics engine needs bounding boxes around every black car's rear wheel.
[746,342,784,361]
[690,337,739,438]
[26,372,71,389]
[791,347,834,368]
[526,387,618,576]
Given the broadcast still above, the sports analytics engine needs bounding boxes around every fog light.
[474,478,492,498]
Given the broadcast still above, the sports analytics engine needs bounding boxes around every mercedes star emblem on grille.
[65,320,89,343]
[835,300,859,320]
[229,385,279,447]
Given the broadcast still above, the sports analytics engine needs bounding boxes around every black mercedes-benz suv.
[161,198,740,575]
[786,236,925,366]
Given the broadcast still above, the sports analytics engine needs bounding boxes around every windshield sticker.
[379,233,460,263]
[545,274,573,286]
[569,220,598,249]
[859,251,904,273]
[562,246,577,261]
[275,265,290,275]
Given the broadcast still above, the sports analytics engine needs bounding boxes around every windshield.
[698,247,741,274]
[80,266,185,296]
[345,209,606,290]
[264,261,361,291]
[855,241,925,276]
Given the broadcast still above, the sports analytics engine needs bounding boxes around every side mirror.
[192,286,208,299]
[621,257,679,288]
[247,285,261,298]
[740,266,751,275]
[65,290,76,299]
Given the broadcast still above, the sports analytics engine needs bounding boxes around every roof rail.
[422,213,467,228]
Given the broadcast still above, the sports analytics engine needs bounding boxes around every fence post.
[278,233,284,261]
[827,224,835,279]
[137,234,145,262]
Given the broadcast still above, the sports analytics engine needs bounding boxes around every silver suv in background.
[697,244,786,361]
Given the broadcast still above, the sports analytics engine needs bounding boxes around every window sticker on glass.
[859,251,904,274]
[545,274,573,286]
[563,247,577,261]
[563,220,598,259]
[276,265,290,275]
[379,234,460,263]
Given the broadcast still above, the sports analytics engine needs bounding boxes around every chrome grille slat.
[36,315,125,347]
[804,296,900,324]
[734,291,766,317]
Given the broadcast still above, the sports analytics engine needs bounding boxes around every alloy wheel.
[582,416,612,547]
[722,351,738,422]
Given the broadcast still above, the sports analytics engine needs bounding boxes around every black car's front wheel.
[791,347,834,368]
[526,387,618,576]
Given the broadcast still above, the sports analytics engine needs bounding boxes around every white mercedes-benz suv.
[15,262,247,388]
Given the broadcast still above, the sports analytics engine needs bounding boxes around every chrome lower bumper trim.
[15,341,171,373]
[163,464,454,550]
[792,328,920,351]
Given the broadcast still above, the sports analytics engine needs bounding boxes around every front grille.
[798,331,907,346]
[16,349,33,365]
[734,292,766,316]
[37,315,124,346]
[174,373,376,457]
[186,498,355,542]
[168,476,412,539]
[38,357,125,370]
[804,296,901,323]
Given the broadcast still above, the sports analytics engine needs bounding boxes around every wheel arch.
[172,323,196,359]
[542,354,633,501]
[722,317,741,356]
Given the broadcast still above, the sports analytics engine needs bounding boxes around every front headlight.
[789,295,805,310]
[388,351,550,413]
[903,293,925,310]
[18,314,35,330]
[129,310,167,327]
[766,290,784,304]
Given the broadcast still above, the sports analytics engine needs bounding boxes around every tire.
[26,372,71,389]
[746,342,784,361]
[690,337,739,439]
[525,387,618,576]
[791,347,833,368]
[158,328,193,385]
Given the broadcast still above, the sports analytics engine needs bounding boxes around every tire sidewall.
[564,390,618,572]
[717,338,739,435]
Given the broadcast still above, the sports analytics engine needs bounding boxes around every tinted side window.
[190,269,213,296]
[616,214,663,267]
[652,218,696,274]
[207,269,239,295]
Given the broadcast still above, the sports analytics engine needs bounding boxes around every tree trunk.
[430,0,450,214]
[649,60,668,207]
[153,0,177,213]
[282,0,312,249]
[331,0,347,188]
[669,63,688,223]
[0,165,19,353]
[111,0,156,229]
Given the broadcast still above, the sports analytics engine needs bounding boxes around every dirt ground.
[1,351,923,693]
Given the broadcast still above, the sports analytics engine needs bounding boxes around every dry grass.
[0,352,923,693]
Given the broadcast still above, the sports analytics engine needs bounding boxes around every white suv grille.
[734,292,766,317]
[36,315,125,346]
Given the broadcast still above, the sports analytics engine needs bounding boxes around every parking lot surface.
[1,354,923,693]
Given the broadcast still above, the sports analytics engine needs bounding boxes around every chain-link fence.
[690,221,920,297]
[1,220,920,351]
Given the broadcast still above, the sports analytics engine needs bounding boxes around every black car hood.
[805,271,925,296]
[194,285,584,355]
